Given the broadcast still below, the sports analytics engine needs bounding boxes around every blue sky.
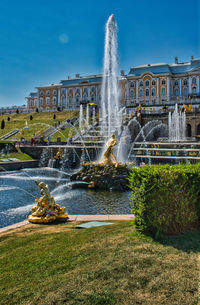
[0,0,199,106]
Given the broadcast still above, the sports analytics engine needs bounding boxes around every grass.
[0,151,33,162]
[0,221,199,305]
[0,110,79,141]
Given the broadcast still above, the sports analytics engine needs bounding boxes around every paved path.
[0,214,134,234]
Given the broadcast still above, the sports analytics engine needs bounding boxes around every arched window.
[161,79,166,85]
[76,88,80,94]
[152,80,156,86]
[83,88,88,93]
[83,95,87,102]
[53,97,57,104]
[76,96,80,103]
[174,88,179,96]
[40,98,43,105]
[69,96,73,103]
[61,88,65,95]
[130,90,134,98]
[91,94,95,102]
[69,89,73,95]
[46,97,50,105]
[139,81,143,87]
[40,91,43,96]
[130,81,134,87]
[46,107,50,112]
[139,89,143,97]
[174,80,179,86]
[46,90,50,95]
[53,90,57,95]
[161,87,166,96]
[192,77,197,84]
[40,108,43,112]
[91,87,95,92]
[145,80,149,87]
[152,88,156,96]
[145,89,149,96]
[183,79,188,86]
[192,87,197,94]
[183,88,188,96]
[197,124,200,135]
[186,124,192,137]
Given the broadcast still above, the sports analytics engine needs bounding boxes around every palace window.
[46,97,50,105]
[161,87,166,95]
[130,90,134,98]
[183,88,188,96]
[46,107,50,112]
[53,107,57,111]
[145,80,149,87]
[69,89,73,95]
[61,96,65,105]
[145,89,149,96]
[62,88,65,95]
[53,97,57,104]
[76,88,80,94]
[139,81,143,87]
[76,96,80,103]
[139,89,143,97]
[91,87,95,92]
[192,87,197,94]
[183,79,188,86]
[161,79,166,85]
[192,77,197,84]
[40,98,43,105]
[91,94,95,102]
[152,80,156,86]
[83,88,88,94]
[174,80,179,86]
[174,88,179,96]
[39,91,43,96]
[83,95,87,102]
[130,81,134,87]
[152,88,156,96]
[46,90,50,95]
[53,90,57,95]
[69,96,73,103]
[40,108,43,112]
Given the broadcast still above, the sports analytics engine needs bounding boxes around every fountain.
[101,14,121,137]
[168,104,186,141]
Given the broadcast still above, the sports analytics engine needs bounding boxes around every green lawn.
[0,110,79,141]
[0,221,199,305]
[0,151,33,162]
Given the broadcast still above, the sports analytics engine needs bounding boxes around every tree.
[53,114,56,120]
[1,119,5,129]
[7,117,10,121]
[30,115,33,120]
[57,106,60,111]
[16,109,19,114]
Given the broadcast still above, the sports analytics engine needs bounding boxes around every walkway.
[0,214,134,233]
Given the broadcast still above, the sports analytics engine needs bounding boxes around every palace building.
[26,56,200,113]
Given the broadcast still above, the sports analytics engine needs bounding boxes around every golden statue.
[28,180,68,223]
[54,147,63,160]
[101,134,118,165]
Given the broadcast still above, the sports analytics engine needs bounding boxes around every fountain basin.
[71,163,131,191]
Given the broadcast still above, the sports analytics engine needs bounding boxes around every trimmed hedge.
[128,164,200,236]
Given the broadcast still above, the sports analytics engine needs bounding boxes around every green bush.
[128,164,200,236]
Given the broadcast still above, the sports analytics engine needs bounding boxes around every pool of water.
[0,167,132,228]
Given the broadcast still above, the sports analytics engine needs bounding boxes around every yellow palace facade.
[26,57,200,113]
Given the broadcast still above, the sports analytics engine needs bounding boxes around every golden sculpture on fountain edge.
[28,180,68,224]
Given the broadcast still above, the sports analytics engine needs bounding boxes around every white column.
[58,88,61,106]
[189,76,192,94]
[73,88,76,109]
[136,80,138,102]
[180,79,182,98]
[196,76,199,94]
[156,78,159,103]
[167,77,170,101]
[126,82,129,105]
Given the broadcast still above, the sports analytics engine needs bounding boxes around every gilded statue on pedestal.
[101,134,118,165]
[28,180,68,223]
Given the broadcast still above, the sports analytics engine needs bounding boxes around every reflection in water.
[0,168,131,228]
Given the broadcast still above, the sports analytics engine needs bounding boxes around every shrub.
[30,115,33,120]
[7,117,10,121]
[53,114,56,120]
[1,119,5,129]
[128,164,200,236]
[16,109,19,114]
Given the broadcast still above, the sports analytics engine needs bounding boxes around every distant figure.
[48,135,51,145]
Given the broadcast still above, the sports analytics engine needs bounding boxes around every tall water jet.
[101,14,121,137]
[79,104,84,130]
[86,104,89,127]
[168,104,186,141]
[92,107,96,125]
